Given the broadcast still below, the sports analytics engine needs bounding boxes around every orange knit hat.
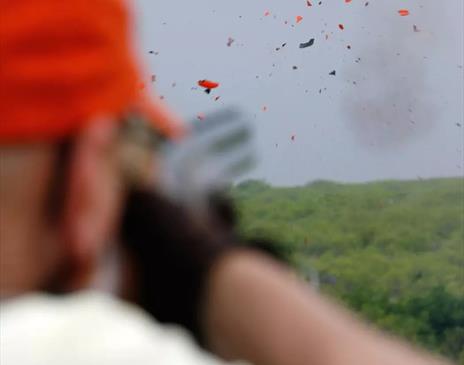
[0,0,183,144]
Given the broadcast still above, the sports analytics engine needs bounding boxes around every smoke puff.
[341,1,445,148]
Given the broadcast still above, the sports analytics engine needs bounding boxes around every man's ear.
[62,118,123,280]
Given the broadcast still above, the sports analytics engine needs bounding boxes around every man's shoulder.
[0,291,228,365]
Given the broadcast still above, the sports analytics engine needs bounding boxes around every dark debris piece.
[227,37,235,47]
[329,70,336,76]
[299,38,315,48]
[292,66,298,70]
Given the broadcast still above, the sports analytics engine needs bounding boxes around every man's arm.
[202,250,451,365]
[120,189,451,364]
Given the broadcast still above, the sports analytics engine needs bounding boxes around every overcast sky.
[134,0,463,186]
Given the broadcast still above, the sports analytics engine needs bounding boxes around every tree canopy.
[232,177,464,363]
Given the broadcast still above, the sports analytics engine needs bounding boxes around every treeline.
[231,178,464,363]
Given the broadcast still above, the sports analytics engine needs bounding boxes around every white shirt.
[0,291,244,365]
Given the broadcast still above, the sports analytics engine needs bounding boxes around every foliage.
[232,177,464,362]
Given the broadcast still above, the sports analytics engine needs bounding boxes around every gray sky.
[134,0,463,186]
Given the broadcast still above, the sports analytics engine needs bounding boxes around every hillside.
[231,177,464,362]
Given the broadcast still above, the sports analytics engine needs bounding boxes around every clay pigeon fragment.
[398,9,410,16]
[198,79,219,94]
[329,70,336,76]
[299,38,315,48]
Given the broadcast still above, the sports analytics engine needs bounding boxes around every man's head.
[0,0,182,297]
[0,119,124,295]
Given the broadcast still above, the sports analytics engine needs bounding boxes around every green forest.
[231,177,464,363]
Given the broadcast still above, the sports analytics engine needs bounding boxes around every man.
[0,1,452,364]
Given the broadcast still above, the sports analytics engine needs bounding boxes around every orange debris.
[398,9,410,16]
[198,80,219,89]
